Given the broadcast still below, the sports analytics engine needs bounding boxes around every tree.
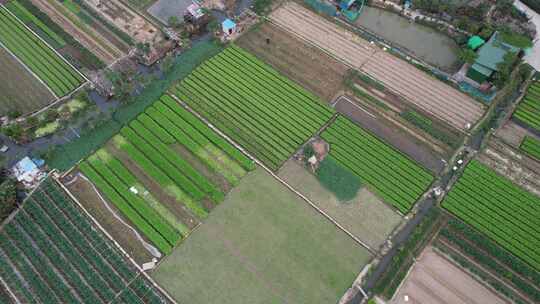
[0,179,17,221]
[136,42,151,56]
[207,19,219,33]
[493,52,518,87]
[459,48,478,64]
[168,16,181,28]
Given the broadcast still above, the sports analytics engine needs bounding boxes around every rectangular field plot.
[152,168,372,304]
[514,81,540,131]
[79,95,255,255]
[0,46,54,116]
[171,45,335,170]
[0,178,171,304]
[321,116,434,213]
[442,160,540,270]
[520,135,540,160]
[0,5,84,97]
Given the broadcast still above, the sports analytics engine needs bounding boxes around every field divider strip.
[169,94,377,256]
[0,3,89,82]
[28,81,90,118]
[53,171,180,304]
[0,273,21,304]
[0,38,58,99]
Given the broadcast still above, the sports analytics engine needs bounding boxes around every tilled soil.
[270,2,485,131]
[335,96,446,174]
[236,22,348,102]
[391,246,507,304]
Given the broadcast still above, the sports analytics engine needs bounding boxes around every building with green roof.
[466,32,520,83]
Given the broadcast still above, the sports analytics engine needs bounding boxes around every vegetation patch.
[520,135,540,160]
[316,156,361,202]
[513,81,540,131]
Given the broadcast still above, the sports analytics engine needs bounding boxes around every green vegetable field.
[513,81,540,131]
[442,160,540,270]
[520,135,540,160]
[0,5,84,97]
[0,178,171,303]
[80,95,255,254]
[321,115,434,213]
[171,45,335,170]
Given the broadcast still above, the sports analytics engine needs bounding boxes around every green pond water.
[356,6,460,71]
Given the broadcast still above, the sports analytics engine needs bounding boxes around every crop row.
[520,136,540,161]
[173,46,334,170]
[160,95,255,171]
[442,160,540,270]
[513,82,540,131]
[0,6,82,96]
[321,116,433,213]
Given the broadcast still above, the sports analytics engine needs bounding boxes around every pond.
[355,6,460,72]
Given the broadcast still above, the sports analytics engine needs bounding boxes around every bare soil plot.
[495,120,536,148]
[63,173,154,265]
[278,159,402,250]
[270,2,485,131]
[0,46,54,116]
[236,22,348,102]
[31,0,127,64]
[391,246,507,304]
[335,96,446,174]
[152,168,372,304]
[477,138,540,197]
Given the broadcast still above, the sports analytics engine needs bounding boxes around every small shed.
[12,157,45,187]
[222,19,236,36]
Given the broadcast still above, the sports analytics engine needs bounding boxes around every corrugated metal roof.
[474,32,519,72]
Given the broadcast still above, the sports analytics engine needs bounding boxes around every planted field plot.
[0,46,54,116]
[0,5,84,97]
[152,168,372,304]
[79,95,254,255]
[520,136,540,160]
[514,81,540,131]
[0,178,171,304]
[321,116,434,213]
[172,46,335,170]
[270,2,485,131]
[442,160,540,270]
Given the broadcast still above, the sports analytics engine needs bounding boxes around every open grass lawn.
[0,46,54,116]
[278,159,402,249]
[152,168,372,304]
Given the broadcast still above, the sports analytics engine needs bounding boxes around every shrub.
[316,156,361,202]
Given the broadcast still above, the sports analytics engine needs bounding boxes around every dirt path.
[31,0,123,64]
[270,2,485,131]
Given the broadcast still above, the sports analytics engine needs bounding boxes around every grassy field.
[152,167,372,304]
[0,46,54,116]
[278,159,402,249]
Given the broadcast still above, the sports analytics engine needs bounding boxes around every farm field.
[0,46,54,116]
[78,94,255,256]
[278,159,402,249]
[152,167,372,304]
[29,0,129,64]
[390,246,507,304]
[442,160,540,270]
[0,178,171,304]
[321,115,434,213]
[520,136,540,160]
[236,22,348,102]
[270,2,485,131]
[171,45,335,170]
[513,80,540,132]
[0,5,84,97]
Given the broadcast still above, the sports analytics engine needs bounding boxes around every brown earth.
[391,246,508,304]
[477,138,540,197]
[236,22,348,102]
[270,2,485,131]
[64,172,154,265]
[495,120,533,148]
[334,95,446,174]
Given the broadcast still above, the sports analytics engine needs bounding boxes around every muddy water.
[355,6,460,71]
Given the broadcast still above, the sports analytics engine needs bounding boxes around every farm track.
[270,2,485,131]
[31,0,123,64]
